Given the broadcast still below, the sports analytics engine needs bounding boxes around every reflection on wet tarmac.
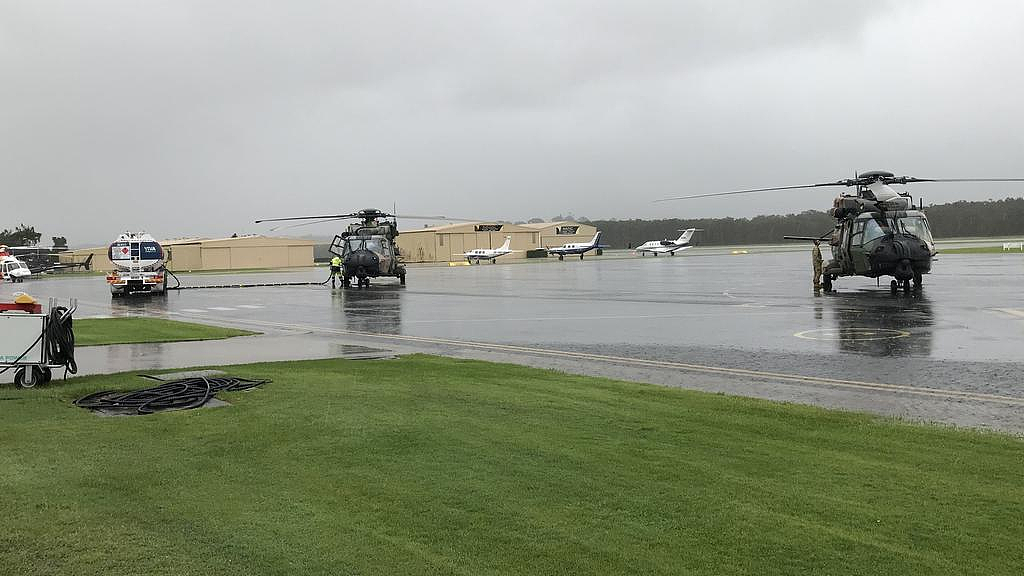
[109,293,172,316]
[825,290,934,357]
[332,285,403,334]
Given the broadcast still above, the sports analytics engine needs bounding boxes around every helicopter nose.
[344,250,380,277]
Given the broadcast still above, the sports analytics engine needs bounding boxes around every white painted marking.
[236,305,265,309]
[208,307,237,311]
[179,309,205,313]
[992,308,1024,319]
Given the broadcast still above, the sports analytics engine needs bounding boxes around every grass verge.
[74,317,257,346]
[1,355,1021,575]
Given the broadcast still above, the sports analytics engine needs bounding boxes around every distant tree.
[528,218,546,224]
[586,198,1024,247]
[0,224,42,246]
[51,236,68,249]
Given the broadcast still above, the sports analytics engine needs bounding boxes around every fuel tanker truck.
[106,232,168,297]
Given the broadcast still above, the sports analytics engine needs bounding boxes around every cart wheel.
[14,367,41,388]
[39,366,52,384]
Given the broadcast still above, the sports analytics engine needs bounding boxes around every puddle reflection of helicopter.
[331,284,403,333]
[658,171,1024,293]
[255,209,470,288]
[801,291,934,357]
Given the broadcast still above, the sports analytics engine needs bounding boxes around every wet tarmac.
[3,249,1023,431]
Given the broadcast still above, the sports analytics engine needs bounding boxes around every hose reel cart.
[0,297,78,388]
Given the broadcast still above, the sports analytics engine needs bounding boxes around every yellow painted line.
[168,312,1024,408]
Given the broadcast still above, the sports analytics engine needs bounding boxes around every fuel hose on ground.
[164,268,334,290]
[74,375,270,415]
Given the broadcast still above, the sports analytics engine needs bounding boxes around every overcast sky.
[2,0,1023,245]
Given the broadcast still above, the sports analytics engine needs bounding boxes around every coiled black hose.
[74,375,269,415]
[45,306,77,378]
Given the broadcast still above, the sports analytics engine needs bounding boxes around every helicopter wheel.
[890,280,898,293]
[399,273,406,285]
[342,276,351,288]
[913,272,923,291]
[822,275,832,293]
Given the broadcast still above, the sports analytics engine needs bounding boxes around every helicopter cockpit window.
[364,238,384,254]
[896,216,934,243]
[862,218,886,245]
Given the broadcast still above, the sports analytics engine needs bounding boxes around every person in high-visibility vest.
[330,255,342,288]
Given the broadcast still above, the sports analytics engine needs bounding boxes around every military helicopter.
[658,171,1024,293]
[255,208,470,288]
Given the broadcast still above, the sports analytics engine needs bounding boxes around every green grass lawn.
[939,245,1024,254]
[2,355,1022,575]
[74,317,257,346]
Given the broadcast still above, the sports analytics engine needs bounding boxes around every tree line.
[0,224,67,248]
[586,197,1024,247]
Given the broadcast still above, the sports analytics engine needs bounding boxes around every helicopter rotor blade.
[894,177,1024,184]
[393,214,479,222]
[255,214,357,224]
[655,181,849,202]
[266,217,350,232]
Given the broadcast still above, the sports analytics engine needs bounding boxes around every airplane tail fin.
[82,253,94,270]
[677,228,702,244]
[591,231,602,246]
[499,235,511,252]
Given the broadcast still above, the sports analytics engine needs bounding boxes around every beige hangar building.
[61,235,314,271]
[396,221,597,263]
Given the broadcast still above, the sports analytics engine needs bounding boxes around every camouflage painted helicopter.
[658,171,1024,292]
[256,208,468,288]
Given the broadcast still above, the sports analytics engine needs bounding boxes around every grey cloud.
[1,1,1022,244]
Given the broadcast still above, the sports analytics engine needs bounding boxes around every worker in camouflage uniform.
[812,240,823,292]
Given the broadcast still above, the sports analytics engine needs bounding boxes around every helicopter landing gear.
[823,274,832,293]
[891,278,916,293]
[342,275,352,288]
[913,272,923,291]
[399,273,406,285]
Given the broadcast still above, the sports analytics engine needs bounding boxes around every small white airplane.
[547,231,604,260]
[635,228,702,256]
[461,235,518,264]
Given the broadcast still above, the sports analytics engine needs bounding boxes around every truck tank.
[107,233,168,296]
